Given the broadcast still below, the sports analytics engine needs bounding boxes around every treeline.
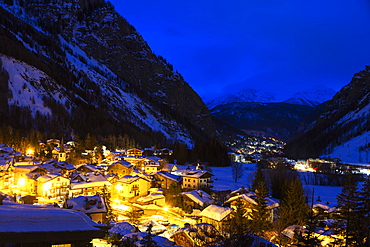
[169,139,230,167]
[335,175,370,246]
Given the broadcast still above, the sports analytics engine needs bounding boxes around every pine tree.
[124,208,143,226]
[277,178,309,232]
[355,177,370,245]
[104,232,123,247]
[251,180,271,235]
[102,184,116,225]
[251,165,265,192]
[336,174,360,246]
[229,198,250,236]
[140,224,160,247]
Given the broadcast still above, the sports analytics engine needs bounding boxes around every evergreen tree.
[104,232,123,247]
[102,184,116,224]
[228,198,250,236]
[124,209,143,226]
[336,174,360,246]
[140,224,160,247]
[165,183,182,208]
[358,177,370,246]
[251,165,265,192]
[277,178,309,232]
[251,180,271,235]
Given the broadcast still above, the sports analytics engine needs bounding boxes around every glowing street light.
[17,177,26,187]
[26,148,34,156]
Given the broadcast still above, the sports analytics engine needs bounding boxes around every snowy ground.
[211,163,342,206]
[211,163,256,192]
[322,131,370,164]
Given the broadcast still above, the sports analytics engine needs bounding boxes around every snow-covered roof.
[36,174,67,183]
[200,205,233,221]
[0,202,101,232]
[14,165,42,172]
[225,192,279,209]
[137,193,165,203]
[156,171,182,182]
[67,196,107,214]
[0,146,13,153]
[313,203,338,213]
[118,175,141,184]
[75,163,98,172]
[108,222,135,236]
[124,232,175,247]
[108,160,133,168]
[181,190,214,207]
[53,161,76,170]
[70,173,111,189]
[181,170,214,179]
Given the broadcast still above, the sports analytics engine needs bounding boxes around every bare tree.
[232,162,244,183]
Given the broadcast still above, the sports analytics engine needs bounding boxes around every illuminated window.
[52,244,71,247]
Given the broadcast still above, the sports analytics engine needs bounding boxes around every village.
[0,138,282,246]
[0,137,366,246]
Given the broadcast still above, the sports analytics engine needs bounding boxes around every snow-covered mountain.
[0,0,215,147]
[206,88,277,109]
[211,102,313,140]
[286,66,370,163]
[207,86,336,109]
[284,87,337,107]
[207,87,336,140]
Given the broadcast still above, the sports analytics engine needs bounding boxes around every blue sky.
[110,0,370,100]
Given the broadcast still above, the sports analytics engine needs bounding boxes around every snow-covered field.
[211,163,342,206]
[211,163,256,192]
[322,131,370,164]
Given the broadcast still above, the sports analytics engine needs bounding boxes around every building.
[153,171,182,190]
[200,205,233,235]
[113,175,151,199]
[70,172,111,197]
[142,157,161,174]
[66,195,108,224]
[181,190,214,211]
[107,160,133,178]
[0,202,105,246]
[225,192,279,222]
[37,174,70,199]
[180,170,214,191]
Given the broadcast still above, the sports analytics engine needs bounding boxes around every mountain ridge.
[285,66,370,161]
[0,0,216,147]
[206,86,336,109]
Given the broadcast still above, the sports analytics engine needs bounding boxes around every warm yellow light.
[116,184,123,191]
[43,182,51,191]
[163,206,169,211]
[18,177,26,187]
[113,204,130,211]
[26,148,34,156]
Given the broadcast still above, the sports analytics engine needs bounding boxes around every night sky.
[110,0,370,101]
